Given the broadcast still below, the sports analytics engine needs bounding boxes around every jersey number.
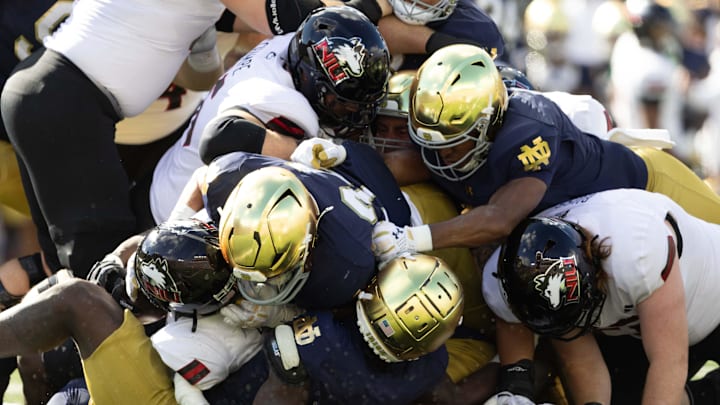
[15,1,73,60]
[339,185,378,224]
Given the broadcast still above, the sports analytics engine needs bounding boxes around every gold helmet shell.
[218,166,319,305]
[356,254,464,362]
[409,44,507,181]
[361,70,417,152]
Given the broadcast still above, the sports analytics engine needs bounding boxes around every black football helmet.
[287,5,390,138]
[134,219,237,316]
[497,217,605,340]
[497,64,535,91]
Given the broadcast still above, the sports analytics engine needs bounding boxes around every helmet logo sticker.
[139,257,181,303]
[533,254,580,310]
[312,36,366,85]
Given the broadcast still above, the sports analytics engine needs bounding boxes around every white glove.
[290,138,347,169]
[220,300,304,328]
[187,26,221,73]
[483,392,536,405]
[371,221,433,266]
[173,373,209,405]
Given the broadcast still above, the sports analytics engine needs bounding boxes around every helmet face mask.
[387,0,457,25]
[360,70,416,153]
[134,219,237,316]
[287,6,390,138]
[356,254,464,362]
[409,44,507,181]
[498,217,606,340]
[218,167,319,306]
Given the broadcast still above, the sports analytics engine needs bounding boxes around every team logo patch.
[312,36,367,86]
[137,257,181,304]
[516,136,551,172]
[533,253,580,310]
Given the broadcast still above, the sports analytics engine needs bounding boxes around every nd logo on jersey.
[517,136,551,172]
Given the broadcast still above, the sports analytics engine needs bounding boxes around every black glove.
[498,359,536,400]
[87,254,135,311]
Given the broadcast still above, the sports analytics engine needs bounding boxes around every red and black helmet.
[287,5,390,137]
[498,216,605,340]
[134,219,237,316]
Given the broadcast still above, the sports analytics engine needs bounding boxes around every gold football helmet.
[361,70,416,152]
[409,44,507,181]
[219,166,319,305]
[356,254,464,362]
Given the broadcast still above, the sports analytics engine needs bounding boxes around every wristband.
[408,224,433,252]
[168,204,198,222]
[498,359,535,400]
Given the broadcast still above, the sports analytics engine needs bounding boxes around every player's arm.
[551,333,612,404]
[199,108,300,164]
[637,228,688,405]
[377,15,485,56]
[430,176,547,249]
[220,0,391,36]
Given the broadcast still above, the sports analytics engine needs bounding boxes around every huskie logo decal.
[138,257,181,303]
[533,253,580,310]
[312,36,366,85]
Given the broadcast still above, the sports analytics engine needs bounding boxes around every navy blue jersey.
[204,151,409,309]
[426,91,648,213]
[398,0,505,71]
[0,0,72,140]
[294,310,448,404]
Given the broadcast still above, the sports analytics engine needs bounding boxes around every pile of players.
[2,0,720,404]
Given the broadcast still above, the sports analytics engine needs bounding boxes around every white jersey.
[151,312,262,391]
[150,34,319,224]
[526,90,610,138]
[483,188,720,345]
[45,0,225,117]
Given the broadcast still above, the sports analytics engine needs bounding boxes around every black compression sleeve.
[199,114,267,164]
[344,0,382,24]
[265,0,324,35]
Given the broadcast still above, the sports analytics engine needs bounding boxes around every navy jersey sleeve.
[398,0,505,70]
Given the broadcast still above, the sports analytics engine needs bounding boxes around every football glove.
[290,138,347,169]
[87,254,135,311]
[173,373,209,405]
[371,221,433,267]
[220,300,304,329]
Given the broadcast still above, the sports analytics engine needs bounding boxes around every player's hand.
[87,254,124,291]
[221,300,303,328]
[483,392,536,405]
[174,373,209,405]
[371,221,433,267]
[290,138,347,169]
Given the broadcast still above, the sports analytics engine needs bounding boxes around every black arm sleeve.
[199,114,267,165]
[265,0,324,35]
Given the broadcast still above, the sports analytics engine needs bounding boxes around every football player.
[150,6,391,224]
[0,0,228,281]
[371,44,720,268]
[482,188,720,404]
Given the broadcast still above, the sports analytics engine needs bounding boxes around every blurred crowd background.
[2,0,719,269]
